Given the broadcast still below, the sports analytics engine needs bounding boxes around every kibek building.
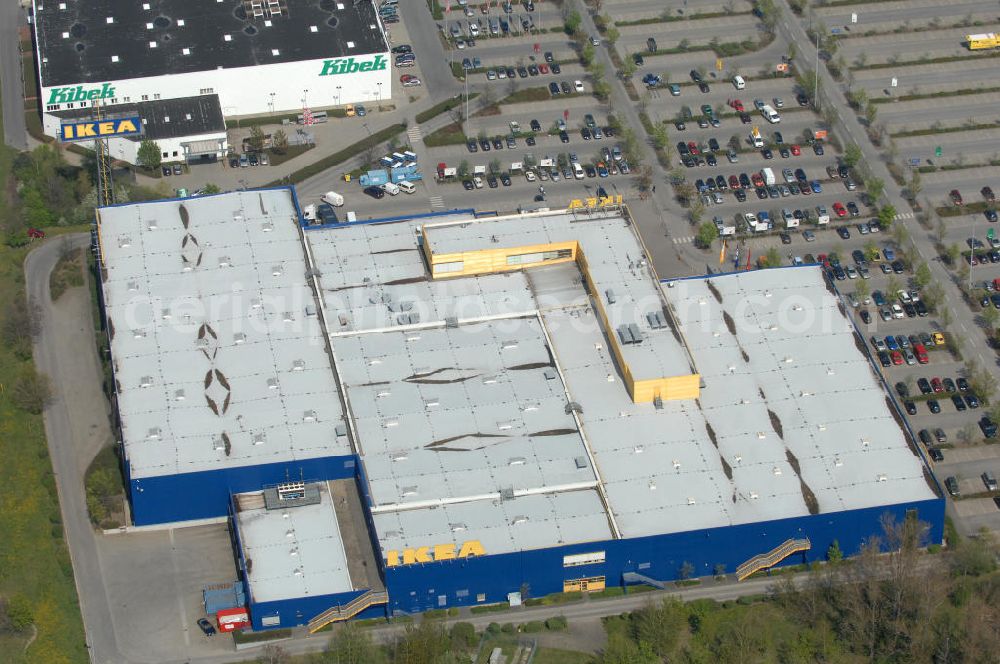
[31,0,390,163]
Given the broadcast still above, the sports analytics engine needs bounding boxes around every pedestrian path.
[672,235,695,245]
[895,211,915,221]
[407,125,423,143]
[429,195,445,209]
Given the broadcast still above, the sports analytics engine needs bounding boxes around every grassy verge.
[84,445,125,529]
[423,122,468,147]
[266,123,406,185]
[232,628,292,644]
[415,93,480,124]
[501,86,555,104]
[890,122,1000,138]
[225,109,348,130]
[469,602,511,615]
[0,79,88,660]
[617,10,751,26]
[265,144,313,168]
[853,51,1000,70]
[48,246,85,302]
[871,85,1000,104]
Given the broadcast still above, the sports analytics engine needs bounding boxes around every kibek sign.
[47,83,116,105]
[319,55,387,76]
[385,540,485,567]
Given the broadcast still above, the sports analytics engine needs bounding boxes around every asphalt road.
[0,0,27,148]
[25,234,123,664]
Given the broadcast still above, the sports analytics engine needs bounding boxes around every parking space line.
[170,528,191,647]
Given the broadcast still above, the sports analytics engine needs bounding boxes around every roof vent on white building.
[182,48,190,55]
[834,455,843,467]
[131,328,145,339]
[773,466,782,476]
[800,390,813,397]
[302,410,317,422]
[223,34,232,41]
[497,421,513,431]
[282,311,294,323]
[289,548,298,557]
[139,376,154,388]
[174,389,185,401]
[213,436,225,451]
[310,25,318,32]
[292,360,305,371]
[118,234,131,248]
[382,418,399,428]
[149,40,157,48]
[749,491,759,500]
[390,452,408,462]
[127,280,139,291]
[482,375,498,385]
[633,445,644,454]
[826,367,836,376]
[508,457,526,466]
[734,455,742,464]
[817,423,826,431]
[285,530,294,538]
[252,433,266,446]
[336,2,344,8]
[367,358,382,366]
[423,397,439,409]
[177,18,185,26]
[250,298,262,309]
[147,427,161,440]
[217,255,230,267]
[757,432,766,440]
[877,474,888,482]
[783,356,794,363]
[500,340,518,350]
[271,49,280,56]
[233,332,246,344]
[648,479,656,491]
[673,459,681,470]
[266,378,279,390]
[450,523,467,532]
[261,221,273,232]
[293,568,302,577]
[401,486,418,497]
[376,388,391,398]
[271,264,283,276]
[512,515,529,525]
[687,497,696,505]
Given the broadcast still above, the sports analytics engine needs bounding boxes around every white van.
[321,191,344,207]
[760,105,781,123]
[381,182,400,196]
[732,75,746,90]
[573,163,585,180]
[397,181,416,194]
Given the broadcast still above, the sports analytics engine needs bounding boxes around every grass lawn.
[535,647,596,664]
[0,89,89,663]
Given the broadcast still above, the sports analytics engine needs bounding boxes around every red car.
[539,63,549,74]
[790,144,801,156]
[687,141,700,155]
[729,99,745,112]
[751,173,764,188]
[931,377,944,393]
[729,175,741,190]
[950,189,963,205]
[891,350,903,365]
[27,228,46,239]
[833,202,847,217]
[913,343,929,364]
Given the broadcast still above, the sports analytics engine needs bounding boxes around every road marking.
[170,528,191,646]
[672,235,694,245]
[895,211,915,220]
[407,125,423,143]
[429,195,445,209]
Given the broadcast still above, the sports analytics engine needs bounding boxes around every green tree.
[137,139,162,170]
[394,622,452,664]
[915,262,932,288]
[256,644,290,664]
[651,123,669,151]
[878,205,896,227]
[764,247,782,268]
[631,598,687,656]
[582,43,595,66]
[854,278,870,304]
[843,143,862,169]
[323,622,386,664]
[908,169,922,200]
[983,306,999,331]
[866,177,885,203]
[449,622,476,648]
[945,243,961,266]
[695,221,718,249]
[11,365,51,414]
[271,128,288,154]
[865,103,878,126]
[248,125,265,152]
[564,10,582,35]
[458,159,470,178]
[620,57,637,78]
[599,633,659,664]
[489,158,501,175]
[827,539,844,563]
[885,275,902,300]
[202,183,221,195]
[606,25,620,45]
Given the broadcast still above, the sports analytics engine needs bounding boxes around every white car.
[525,170,537,182]
[590,35,600,45]
[473,176,484,188]
[469,22,480,36]
[891,303,904,319]
[400,76,422,87]
[574,80,585,93]
[743,212,758,226]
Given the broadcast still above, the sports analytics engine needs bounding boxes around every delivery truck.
[967,33,1000,49]
[761,167,776,186]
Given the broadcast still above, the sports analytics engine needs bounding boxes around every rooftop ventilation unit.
[565,402,583,415]
[511,515,529,525]
[450,523,467,532]
[501,487,515,500]
[132,329,146,339]
[234,332,246,344]
[174,389,185,401]
[400,486,418,497]
[574,456,588,469]
[147,427,161,439]
[508,457,526,466]
[687,497,696,505]
[445,316,459,328]
[391,452,408,462]
[139,376,154,388]
[302,410,317,422]
[252,433,266,446]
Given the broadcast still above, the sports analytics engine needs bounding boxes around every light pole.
[377,81,383,105]
[336,85,342,106]
[302,88,309,109]
[269,92,275,114]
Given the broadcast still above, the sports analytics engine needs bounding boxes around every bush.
[450,622,476,647]
[500,623,516,634]
[486,622,501,634]
[545,616,568,631]
[10,365,52,414]
[5,595,34,632]
[522,621,545,633]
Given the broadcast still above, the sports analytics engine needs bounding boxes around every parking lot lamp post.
[336,85,342,106]
[377,82,383,104]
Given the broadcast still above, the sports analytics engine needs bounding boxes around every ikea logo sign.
[60,116,142,142]
[385,540,485,567]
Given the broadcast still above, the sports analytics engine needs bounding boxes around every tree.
[202,183,221,195]
[651,123,669,151]
[630,598,687,656]
[886,275,902,300]
[489,158,501,175]
[945,243,961,266]
[394,622,452,664]
[915,262,932,288]
[908,169,922,200]
[695,222,718,249]
[137,139,162,170]
[865,103,878,126]
[854,278,870,304]
[842,143,862,169]
[458,159,470,178]
[248,125,265,152]
[11,365,52,414]
[679,561,695,580]
[323,622,386,664]
[271,128,288,154]
[688,200,705,225]
[606,26,620,46]
[564,10,581,35]
[599,633,659,664]
[983,306,999,331]
[878,205,896,228]
[620,57,637,79]
[582,43,595,66]
[3,293,41,360]
[764,247,782,268]
[449,622,477,648]
[798,71,819,105]
[866,177,885,204]
[827,539,844,563]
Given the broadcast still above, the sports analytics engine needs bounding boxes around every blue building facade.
[379,498,945,615]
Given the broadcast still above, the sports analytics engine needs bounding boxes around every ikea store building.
[94,188,945,631]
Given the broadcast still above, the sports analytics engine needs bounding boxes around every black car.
[891,260,905,274]
[467,139,478,153]
[918,429,932,445]
[228,156,239,168]
[162,165,172,176]
[690,69,703,83]
[506,66,516,79]
[197,618,217,636]
[698,82,710,93]
[903,303,916,318]
[708,138,720,152]
[559,130,570,143]
[952,394,967,411]
[761,147,773,159]
[363,186,385,199]
[896,382,910,398]
[479,138,491,151]
[517,66,529,78]
[966,393,980,408]
[813,143,825,155]
[981,416,998,438]
[755,187,768,200]
[500,173,512,186]
[958,377,970,391]
[740,112,751,124]
[780,232,791,244]
[585,164,597,177]
[877,349,889,365]
[779,147,790,158]
[734,189,747,202]
[796,93,809,106]
[904,401,917,415]
[544,51,554,63]
[739,173,751,188]
[528,64,539,76]
[862,310,873,325]
[927,399,941,414]
[560,81,571,94]
[582,128,592,140]
[551,63,562,74]
[715,175,726,190]
[633,53,644,66]
[247,153,258,167]
[525,136,536,146]
[914,301,928,316]
[392,44,412,54]
[491,136,503,149]
[462,179,474,190]
[705,154,717,166]
[928,448,944,462]
[549,82,561,95]
[530,119,541,132]
[487,175,498,188]
[773,131,784,144]
[918,378,932,394]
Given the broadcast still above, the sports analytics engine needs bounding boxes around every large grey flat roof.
[306,210,935,555]
[235,482,353,603]
[98,190,349,480]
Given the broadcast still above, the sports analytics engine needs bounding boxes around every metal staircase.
[307,590,388,633]
[735,538,811,581]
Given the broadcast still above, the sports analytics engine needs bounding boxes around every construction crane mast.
[92,97,115,207]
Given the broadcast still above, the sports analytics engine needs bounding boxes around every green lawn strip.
[415,93,480,124]
[853,51,1000,71]
[264,122,406,185]
[890,122,1000,138]
[870,85,1000,104]
[423,122,468,147]
[617,10,752,26]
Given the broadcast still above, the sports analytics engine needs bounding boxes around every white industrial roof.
[306,210,935,556]
[235,484,353,603]
[98,190,349,480]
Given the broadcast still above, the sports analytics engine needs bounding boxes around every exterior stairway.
[735,538,811,581]
[307,589,388,633]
